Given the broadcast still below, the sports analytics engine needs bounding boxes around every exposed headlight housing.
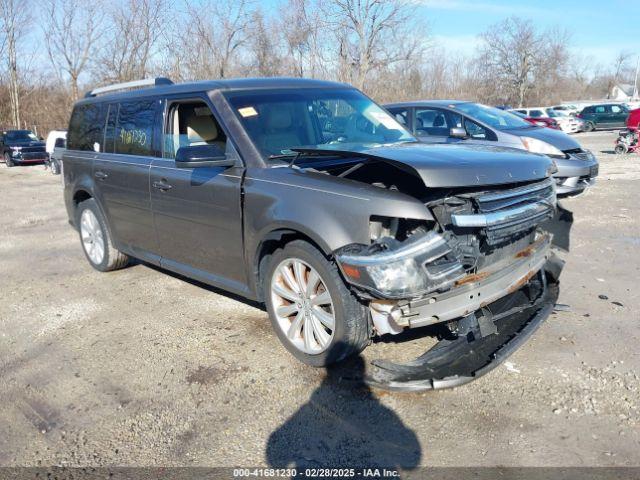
[336,231,464,299]
[520,137,565,158]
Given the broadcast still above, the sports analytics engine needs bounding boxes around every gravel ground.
[0,130,639,469]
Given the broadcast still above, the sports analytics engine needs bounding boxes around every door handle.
[94,171,108,180]
[153,179,172,191]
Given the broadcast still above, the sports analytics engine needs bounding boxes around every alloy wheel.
[80,209,105,265]
[270,258,335,354]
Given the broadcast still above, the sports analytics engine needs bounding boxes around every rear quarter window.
[115,100,157,156]
[67,103,107,151]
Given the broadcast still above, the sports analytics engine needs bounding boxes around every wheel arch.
[252,227,332,302]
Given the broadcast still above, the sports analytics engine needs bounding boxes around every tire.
[586,122,595,132]
[614,144,627,154]
[75,198,130,272]
[50,159,60,175]
[264,240,371,367]
[4,153,14,167]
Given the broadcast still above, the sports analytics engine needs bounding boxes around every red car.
[510,110,561,130]
[627,108,640,130]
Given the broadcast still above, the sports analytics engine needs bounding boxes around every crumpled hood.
[293,142,553,188]
[506,125,581,151]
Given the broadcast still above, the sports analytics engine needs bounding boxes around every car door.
[150,96,247,293]
[610,105,628,127]
[593,105,609,127]
[92,99,161,263]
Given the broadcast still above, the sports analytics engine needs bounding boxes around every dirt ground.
[0,130,639,469]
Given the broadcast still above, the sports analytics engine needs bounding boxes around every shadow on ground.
[266,344,421,469]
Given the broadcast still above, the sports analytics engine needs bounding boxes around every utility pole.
[634,54,640,100]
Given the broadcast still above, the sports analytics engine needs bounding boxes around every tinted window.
[529,110,545,118]
[581,107,593,114]
[388,108,408,127]
[5,130,38,141]
[594,106,606,114]
[54,138,66,148]
[67,104,106,151]
[115,100,157,156]
[104,104,118,153]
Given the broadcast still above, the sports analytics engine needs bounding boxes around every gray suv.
[385,101,599,197]
[63,78,564,390]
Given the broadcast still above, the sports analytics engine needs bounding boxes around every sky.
[416,0,639,69]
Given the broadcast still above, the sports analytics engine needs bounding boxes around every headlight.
[520,137,565,158]
[336,231,464,299]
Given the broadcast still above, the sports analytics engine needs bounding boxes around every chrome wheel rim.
[271,258,335,355]
[80,209,105,265]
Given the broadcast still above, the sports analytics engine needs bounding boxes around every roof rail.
[84,77,174,98]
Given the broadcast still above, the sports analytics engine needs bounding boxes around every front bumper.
[366,254,562,391]
[554,153,598,196]
[11,151,48,164]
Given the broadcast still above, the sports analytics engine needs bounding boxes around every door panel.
[150,159,246,289]
[93,154,158,261]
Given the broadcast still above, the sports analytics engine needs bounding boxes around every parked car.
[577,103,630,130]
[385,101,598,197]
[45,129,67,175]
[0,129,48,167]
[510,110,560,130]
[626,107,640,130]
[63,78,564,390]
[511,108,581,134]
[550,105,579,116]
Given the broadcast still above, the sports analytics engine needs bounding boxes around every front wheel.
[614,144,627,154]
[4,153,14,167]
[75,199,130,272]
[264,240,370,367]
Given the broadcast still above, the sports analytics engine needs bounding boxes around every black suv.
[63,77,564,390]
[1,130,48,167]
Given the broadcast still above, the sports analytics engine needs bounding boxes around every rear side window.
[115,100,157,156]
[594,106,606,114]
[67,103,107,151]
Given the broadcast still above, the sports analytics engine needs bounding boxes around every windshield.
[5,130,39,142]
[224,88,415,158]
[452,103,533,130]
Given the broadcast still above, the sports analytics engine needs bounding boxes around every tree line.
[0,0,636,136]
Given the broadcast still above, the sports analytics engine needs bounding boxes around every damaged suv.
[63,78,563,390]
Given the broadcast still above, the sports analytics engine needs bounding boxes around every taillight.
[576,113,582,118]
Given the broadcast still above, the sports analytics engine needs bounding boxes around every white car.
[550,105,579,116]
[511,108,581,134]
[45,130,66,175]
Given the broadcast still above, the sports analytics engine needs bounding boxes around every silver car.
[385,101,599,197]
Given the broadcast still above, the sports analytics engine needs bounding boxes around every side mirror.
[175,144,235,168]
[449,127,468,139]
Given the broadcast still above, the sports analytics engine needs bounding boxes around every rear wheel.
[585,121,595,132]
[76,199,130,272]
[50,159,60,175]
[264,240,370,366]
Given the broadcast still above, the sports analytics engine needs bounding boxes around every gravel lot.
[0,130,639,469]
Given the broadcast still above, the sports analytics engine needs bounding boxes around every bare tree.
[477,17,544,107]
[249,9,283,77]
[43,0,102,101]
[181,0,252,79]
[0,0,31,127]
[325,0,421,90]
[94,0,168,83]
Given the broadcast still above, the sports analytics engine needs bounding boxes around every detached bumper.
[366,254,563,392]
